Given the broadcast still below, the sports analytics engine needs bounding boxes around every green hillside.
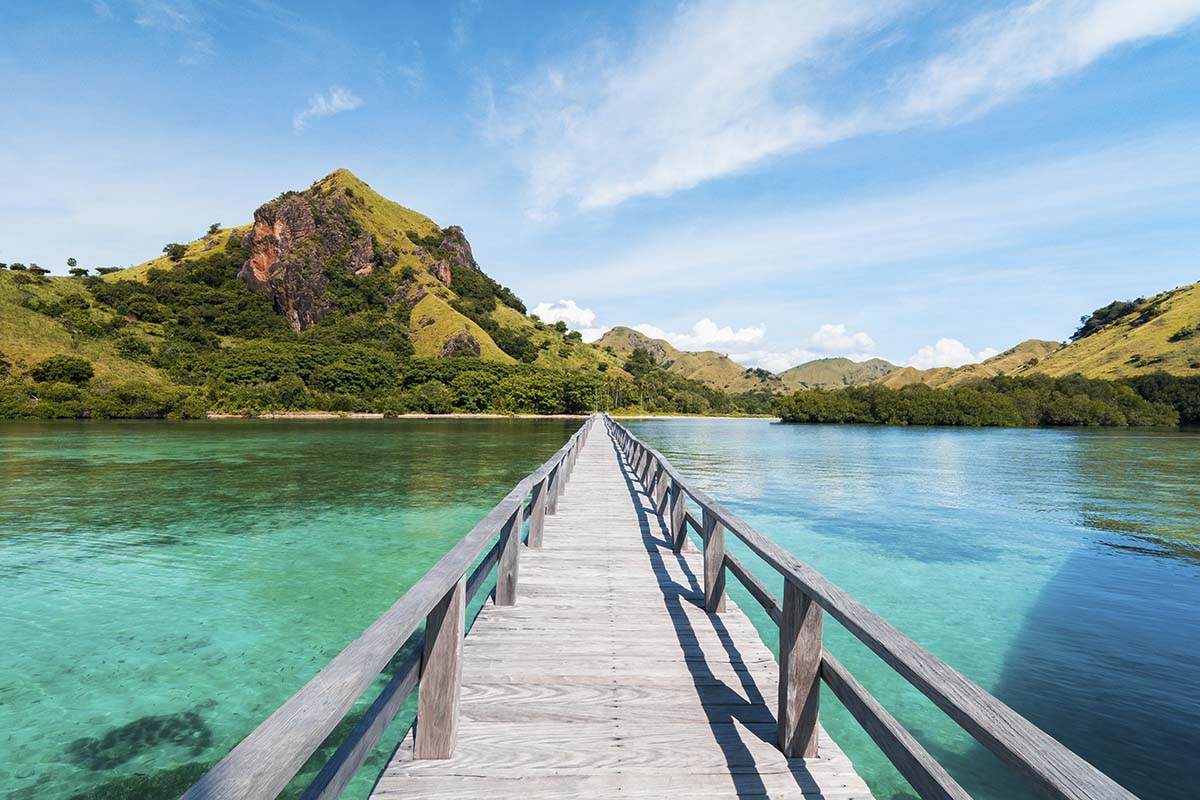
[1,169,771,419]
[1031,283,1200,378]
[876,340,1062,388]
[595,326,781,393]
[779,357,897,390]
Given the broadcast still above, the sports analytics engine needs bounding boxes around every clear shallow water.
[626,419,1200,800]
[0,419,578,800]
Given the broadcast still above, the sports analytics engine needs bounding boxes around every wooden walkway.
[371,425,873,798]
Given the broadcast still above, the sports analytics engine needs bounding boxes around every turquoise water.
[3,419,1197,799]
[626,419,1200,800]
[0,419,578,800]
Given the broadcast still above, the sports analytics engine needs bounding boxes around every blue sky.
[2,1,1199,370]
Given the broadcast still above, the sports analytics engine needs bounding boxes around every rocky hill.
[594,326,782,393]
[778,357,897,390]
[109,169,620,371]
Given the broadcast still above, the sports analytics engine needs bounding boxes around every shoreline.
[204,412,776,421]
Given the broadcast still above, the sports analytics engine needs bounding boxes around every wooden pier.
[372,414,870,798]
[183,414,1138,800]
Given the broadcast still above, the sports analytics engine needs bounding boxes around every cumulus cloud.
[634,318,766,351]
[728,348,820,373]
[728,322,878,371]
[807,323,876,354]
[490,0,1200,215]
[907,339,1000,369]
[293,87,363,132]
[531,299,607,341]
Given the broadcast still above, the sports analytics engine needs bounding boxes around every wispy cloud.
[132,0,214,63]
[491,0,1200,216]
[537,126,1200,300]
[293,87,363,132]
[451,0,482,51]
[900,0,1200,121]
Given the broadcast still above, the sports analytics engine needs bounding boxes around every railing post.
[415,575,466,759]
[778,579,821,758]
[702,508,725,613]
[654,464,669,514]
[527,477,548,548]
[494,507,521,606]
[546,464,561,515]
[670,479,688,552]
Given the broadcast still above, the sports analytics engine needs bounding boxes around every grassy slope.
[410,292,513,362]
[110,169,552,366]
[0,272,162,380]
[595,326,780,392]
[1031,283,1200,378]
[876,340,1063,388]
[490,305,627,373]
[778,357,897,391]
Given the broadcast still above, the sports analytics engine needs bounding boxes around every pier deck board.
[371,427,873,799]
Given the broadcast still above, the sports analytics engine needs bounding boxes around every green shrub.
[30,355,94,384]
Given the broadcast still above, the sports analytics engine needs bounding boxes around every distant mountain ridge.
[779,357,897,390]
[595,326,782,393]
[596,279,1200,394]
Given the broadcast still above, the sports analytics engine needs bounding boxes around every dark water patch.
[63,761,212,800]
[65,711,212,771]
[974,545,1200,799]
[1083,512,1200,564]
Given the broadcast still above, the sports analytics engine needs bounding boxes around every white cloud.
[490,0,1200,215]
[531,299,608,341]
[729,348,819,373]
[634,318,766,351]
[293,87,363,132]
[808,323,876,354]
[491,0,895,214]
[901,0,1200,121]
[133,0,214,62]
[907,339,1000,369]
[536,127,1200,301]
[728,322,877,371]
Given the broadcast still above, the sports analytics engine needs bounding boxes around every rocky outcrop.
[237,196,328,331]
[421,225,475,288]
[439,330,480,357]
[237,192,395,331]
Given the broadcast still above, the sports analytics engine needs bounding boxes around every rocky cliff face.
[237,192,391,331]
[236,184,479,332]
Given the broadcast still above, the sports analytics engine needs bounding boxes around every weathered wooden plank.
[820,651,969,800]
[299,648,421,800]
[184,418,595,800]
[609,418,1136,800]
[374,423,871,800]
[493,508,521,606]
[415,575,466,759]
[727,551,784,625]
[704,507,727,613]
[526,476,547,548]
[779,581,822,758]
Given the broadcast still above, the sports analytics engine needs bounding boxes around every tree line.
[774,374,1200,428]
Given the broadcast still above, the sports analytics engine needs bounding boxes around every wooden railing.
[606,415,1137,800]
[182,414,598,800]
